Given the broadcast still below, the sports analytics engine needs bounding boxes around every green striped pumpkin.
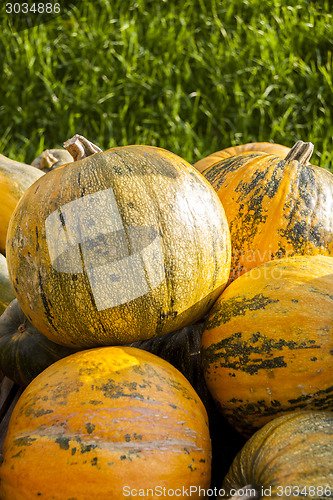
[220,411,333,499]
[201,255,333,437]
[6,135,231,348]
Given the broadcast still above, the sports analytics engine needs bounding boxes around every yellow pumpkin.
[201,255,333,437]
[6,135,231,348]
[0,346,212,499]
[0,254,16,315]
[0,154,44,255]
[193,142,291,173]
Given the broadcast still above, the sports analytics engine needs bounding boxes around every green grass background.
[1,0,332,170]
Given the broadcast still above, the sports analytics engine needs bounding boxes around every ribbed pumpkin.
[220,411,333,500]
[193,142,291,173]
[0,346,211,499]
[201,255,333,437]
[0,154,44,255]
[31,148,73,172]
[202,141,333,282]
[0,299,78,386]
[0,254,16,315]
[6,135,231,348]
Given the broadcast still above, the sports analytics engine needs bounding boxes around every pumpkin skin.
[220,411,333,499]
[0,299,78,386]
[0,254,15,315]
[6,138,231,348]
[201,255,333,437]
[202,143,333,282]
[31,148,73,172]
[0,346,212,499]
[193,142,291,173]
[0,154,44,255]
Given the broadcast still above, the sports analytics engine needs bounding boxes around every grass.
[0,0,332,170]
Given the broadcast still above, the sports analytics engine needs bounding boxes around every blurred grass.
[0,0,332,170]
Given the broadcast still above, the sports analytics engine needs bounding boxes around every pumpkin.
[0,346,212,499]
[220,411,333,499]
[6,135,231,348]
[131,321,246,486]
[202,141,333,282]
[193,142,291,174]
[0,154,44,255]
[0,299,78,387]
[0,254,15,315]
[201,255,333,437]
[31,148,73,172]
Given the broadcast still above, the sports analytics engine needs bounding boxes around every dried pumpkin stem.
[64,134,102,161]
[284,140,314,164]
[228,485,260,500]
[40,150,58,169]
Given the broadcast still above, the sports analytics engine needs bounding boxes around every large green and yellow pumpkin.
[0,254,16,315]
[6,135,231,348]
[220,411,333,499]
[202,141,333,282]
[0,346,212,499]
[0,154,44,255]
[201,255,333,437]
[0,299,78,387]
[193,142,291,174]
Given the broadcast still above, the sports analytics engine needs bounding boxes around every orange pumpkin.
[6,135,231,348]
[0,346,212,499]
[193,142,291,173]
[202,141,333,282]
[201,255,333,437]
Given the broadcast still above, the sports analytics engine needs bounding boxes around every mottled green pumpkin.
[203,141,333,282]
[0,299,78,386]
[201,255,333,437]
[6,135,231,348]
[0,346,212,499]
[0,254,16,315]
[220,411,333,499]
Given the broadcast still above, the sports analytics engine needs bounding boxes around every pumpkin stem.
[64,135,102,161]
[40,150,58,170]
[228,485,260,500]
[18,323,26,333]
[284,140,314,164]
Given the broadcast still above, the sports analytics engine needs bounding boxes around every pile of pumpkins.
[0,135,332,499]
